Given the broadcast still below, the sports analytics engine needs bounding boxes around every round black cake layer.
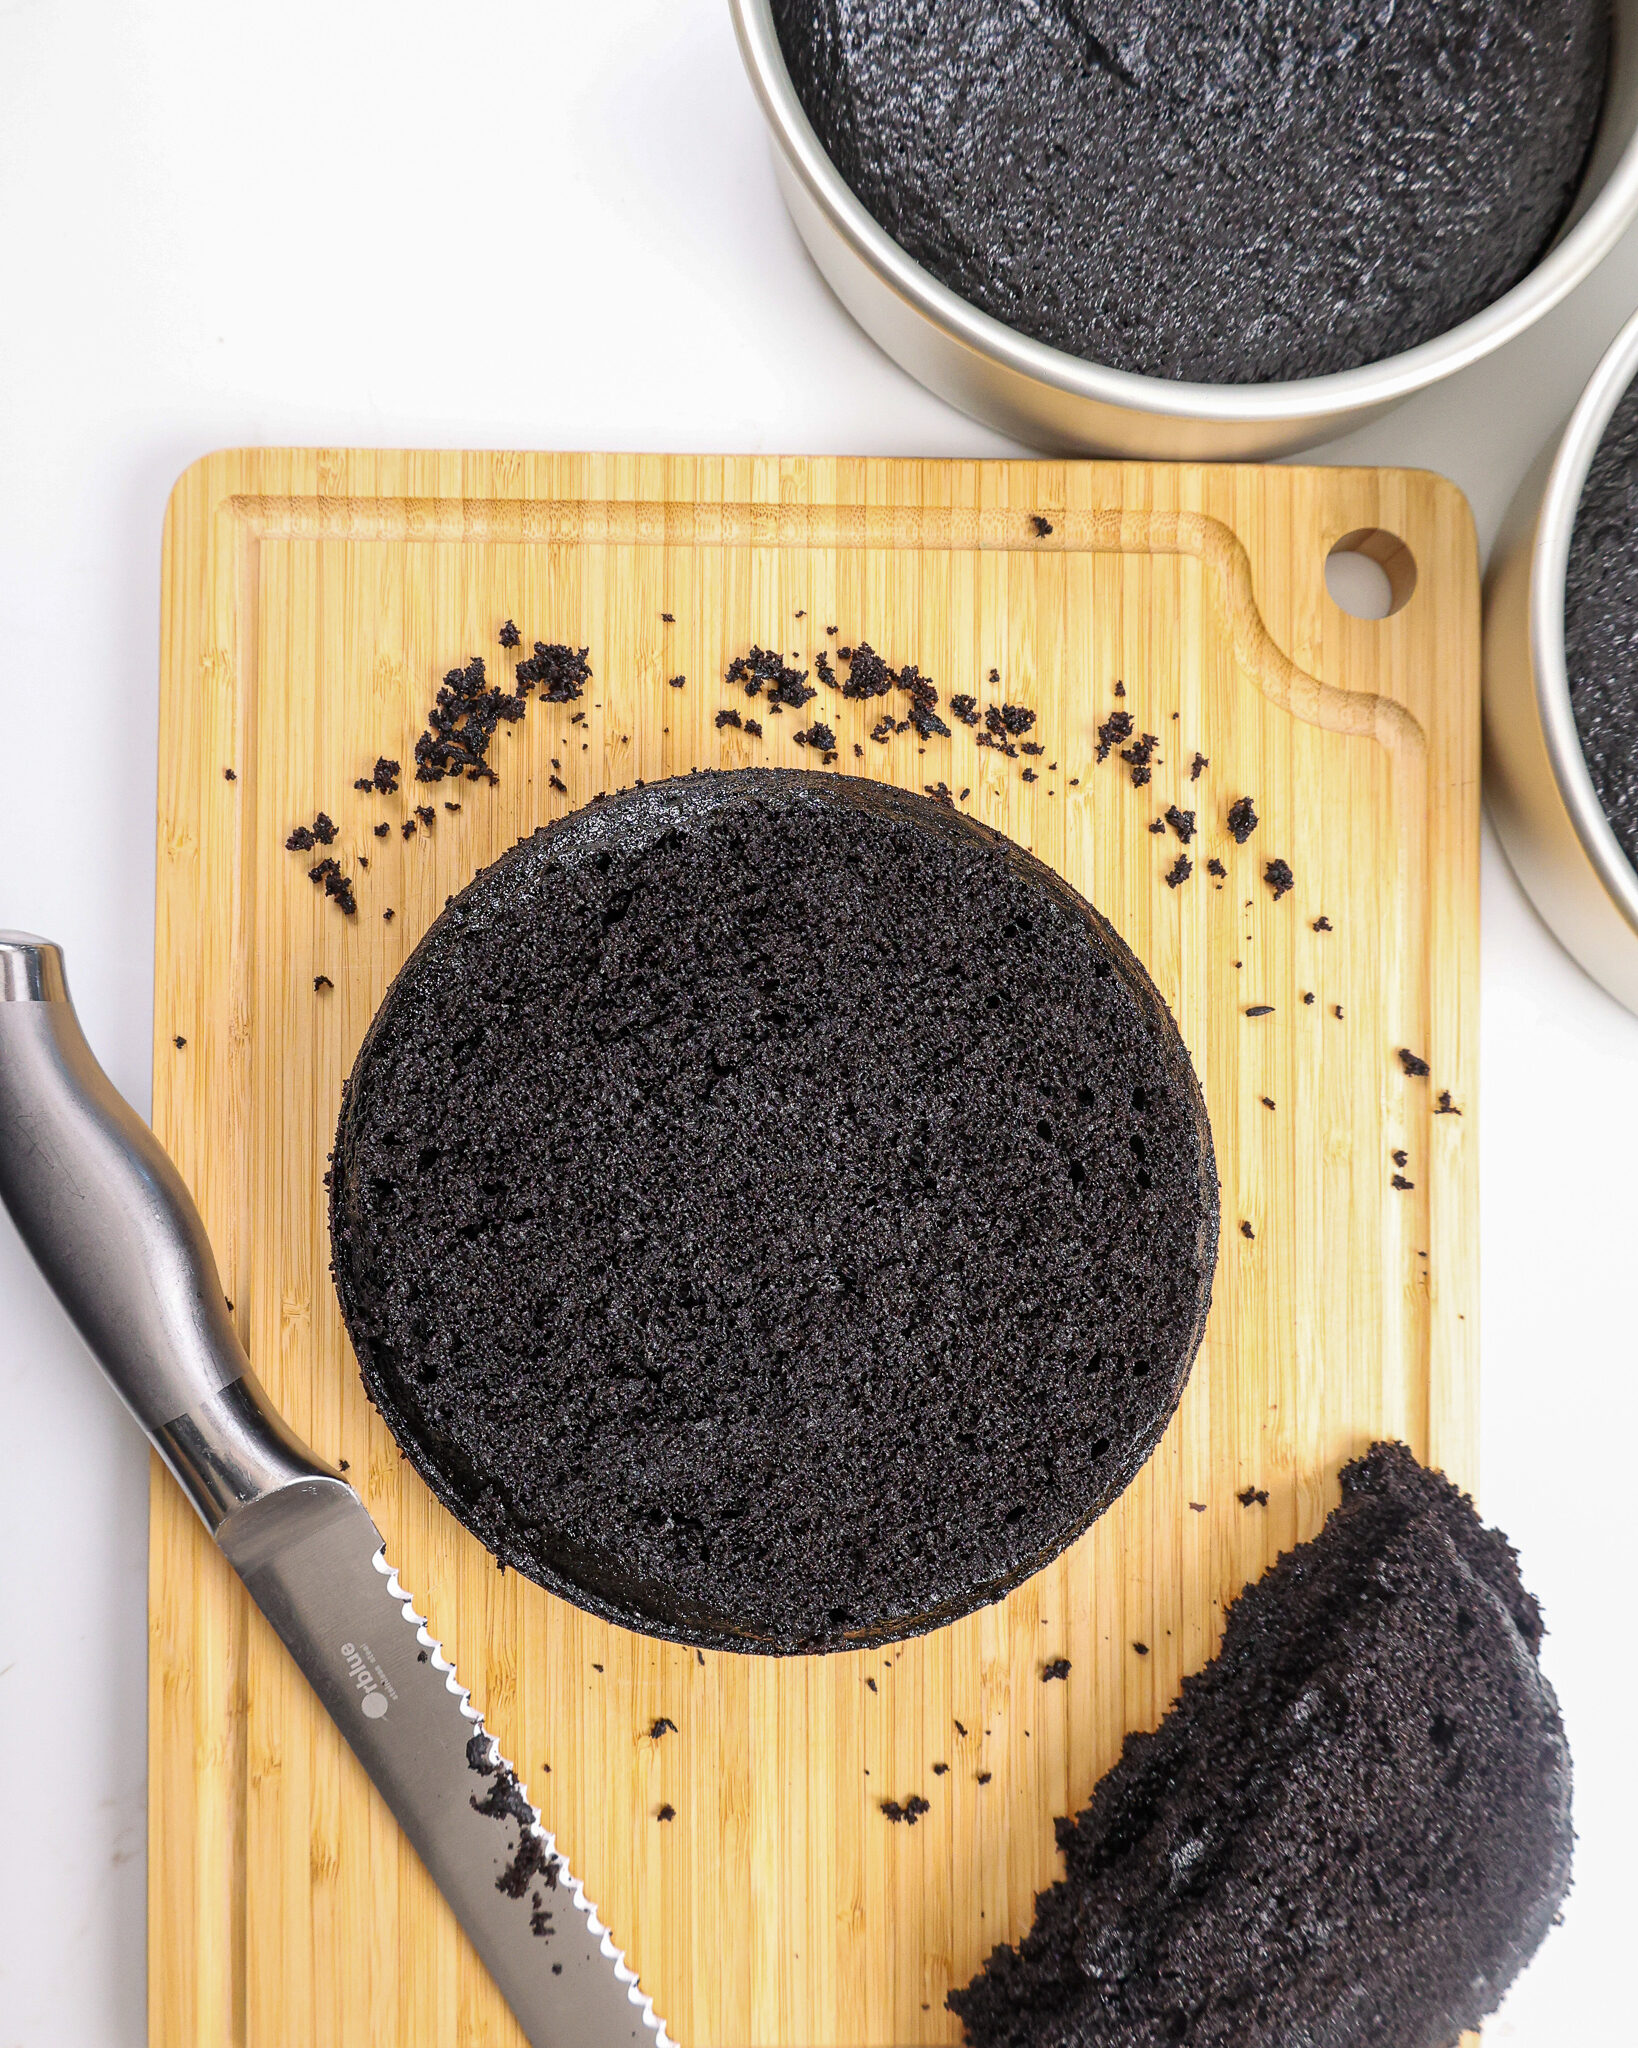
[772,0,1609,384]
[1566,373,1638,874]
[949,1441,1574,2048]
[330,768,1218,1652]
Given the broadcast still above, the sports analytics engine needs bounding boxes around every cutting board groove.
[153,449,1479,2047]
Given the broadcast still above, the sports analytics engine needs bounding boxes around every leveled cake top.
[330,768,1218,1652]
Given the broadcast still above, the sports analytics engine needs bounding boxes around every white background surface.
[2,3,1636,2041]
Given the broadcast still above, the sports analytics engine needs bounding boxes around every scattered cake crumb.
[1227,796,1259,843]
[1237,1486,1270,1507]
[1042,1658,1072,1682]
[1264,857,1295,899]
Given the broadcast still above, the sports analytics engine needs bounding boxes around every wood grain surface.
[151,449,1480,2047]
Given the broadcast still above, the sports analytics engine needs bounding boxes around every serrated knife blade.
[0,931,668,2048]
[220,1477,668,2046]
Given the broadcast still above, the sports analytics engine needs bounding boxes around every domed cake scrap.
[330,768,1217,1652]
[772,0,1609,384]
[949,1441,1573,2048]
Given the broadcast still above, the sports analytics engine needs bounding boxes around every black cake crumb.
[1165,855,1192,889]
[933,1762,950,1775]
[649,1716,678,1740]
[1164,806,1195,843]
[286,811,338,853]
[498,620,520,649]
[1313,915,1333,932]
[1240,1221,1255,1240]
[950,693,980,726]
[1120,733,1159,786]
[374,821,390,838]
[1132,1642,1148,1656]
[1436,1091,1462,1115]
[1237,1485,1270,1507]
[656,1804,676,1823]
[1227,796,1258,843]
[173,1035,186,1049]
[1030,515,1053,537]
[669,674,686,689]
[1399,1048,1431,1078]
[882,1796,932,1825]
[977,1771,993,1784]
[1189,753,1208,781]
[730,644,815,710]
[1303,991,1316,1006]
[1042,1658,1072,1682]
[744,718,763,739]
[1393,1173,1415,1191]
[1245,1004,1274,1018]
[1264,857,1295,900]
[948,1443,1572,2048]
[794,721,837,752]
[330,769,1219,1655]
[715,707,743,731]
[314,975,333,992]
[841,641,895,700]
[223,767,236,781]
[1206,858,1226,879]
[1095,710,1133,763]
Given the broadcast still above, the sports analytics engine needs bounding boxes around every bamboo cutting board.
[151,449,1479,2048]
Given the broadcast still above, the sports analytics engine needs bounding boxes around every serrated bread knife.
[0,932,668,2048]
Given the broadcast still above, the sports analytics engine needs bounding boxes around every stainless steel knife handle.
[0,931,332,1529]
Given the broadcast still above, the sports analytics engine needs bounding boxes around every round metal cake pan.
[1485,305,1638,1017]
[729,0,1638,459]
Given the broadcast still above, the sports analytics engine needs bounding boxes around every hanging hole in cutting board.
[1325,528,1417,619]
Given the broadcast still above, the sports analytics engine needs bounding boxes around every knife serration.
[216,1476,670,2048]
